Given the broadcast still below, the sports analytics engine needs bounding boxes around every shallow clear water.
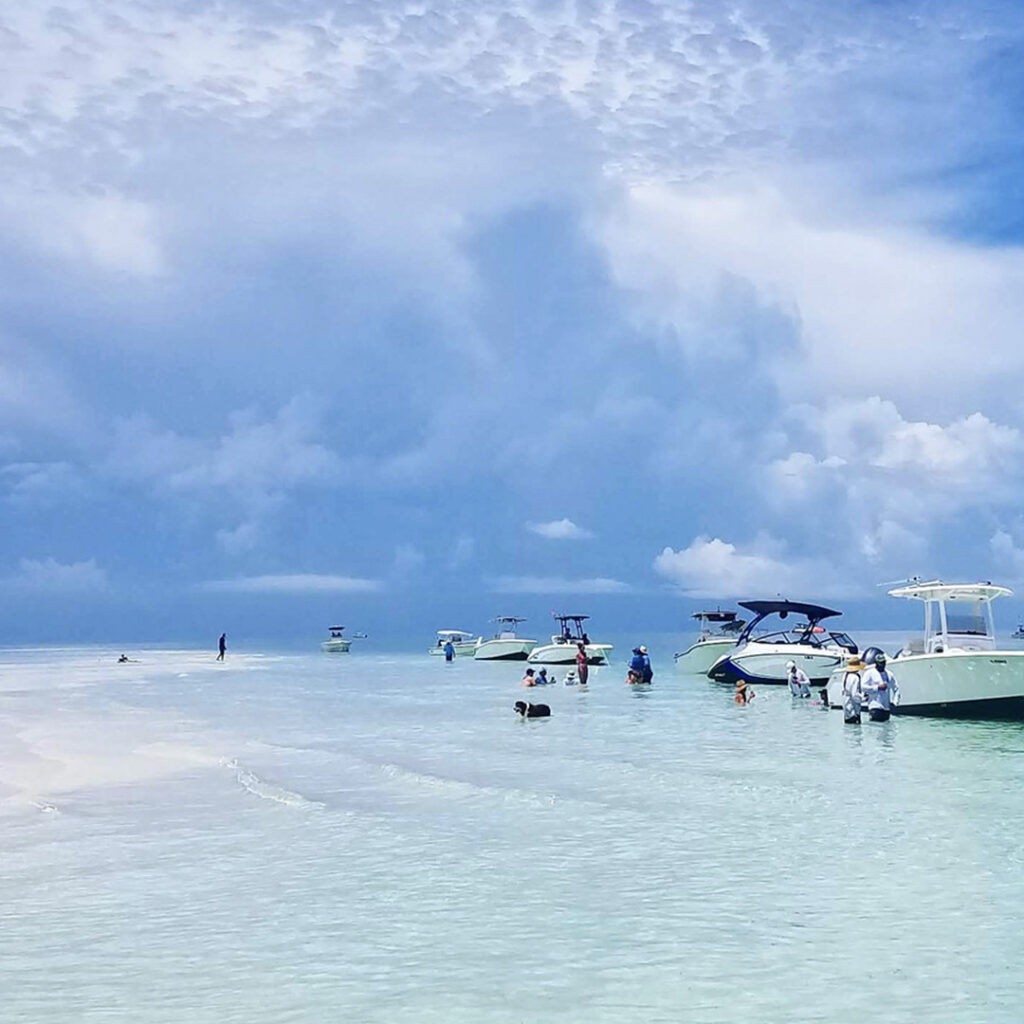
[3,643,1024,1022]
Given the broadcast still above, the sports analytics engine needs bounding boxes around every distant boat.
[429,630,481,657]
[322,625,366,653]
[826,581,1024,717]
[474,617,537,661]
[707,600,857,685]
[528,614,613,665]
[674,609,745,674]
[1013,622,1024,640]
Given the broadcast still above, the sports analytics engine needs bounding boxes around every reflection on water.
[2,647,1024,1023]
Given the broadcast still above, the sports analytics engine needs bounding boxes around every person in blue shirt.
[443,640,455,662]
[639,645,653,683]
[628,646,645,684]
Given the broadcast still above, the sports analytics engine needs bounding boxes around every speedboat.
[707,600,857,685]
[428,629,481,657]
[474,617,537,661]
[321,625,365,653]
[528,614,614,665]
[674,610,745,674]
[826,581,1024,717]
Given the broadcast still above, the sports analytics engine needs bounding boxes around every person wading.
[217,633,226,661]
[861,652,899,721]
[575,642,589,686]
[841,656,866,724]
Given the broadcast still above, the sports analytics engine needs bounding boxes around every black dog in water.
[514,701,550,718]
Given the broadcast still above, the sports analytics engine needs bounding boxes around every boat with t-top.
[707,600,857,686]
[321,626,366,653]
[428,629,481,657]
[474,617,537,661]
[674,609,746,674]
[528,614,613,665]
[827,581,1024,717]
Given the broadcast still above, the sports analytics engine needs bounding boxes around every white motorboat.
[826,581,1024,717]
[474,617,537,661]
[674,609,745,674]
[429,629,481,657]
[321,625,365,653]
[707,600,857,685]
[528,614,613,665]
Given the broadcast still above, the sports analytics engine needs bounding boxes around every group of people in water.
[838,651,899,723]
[520,641,654,688]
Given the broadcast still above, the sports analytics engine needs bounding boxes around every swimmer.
[564,670,577,686]
[734,680,755,705]
[521,668,537,687]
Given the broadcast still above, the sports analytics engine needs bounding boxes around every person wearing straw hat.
[842,655,866,724]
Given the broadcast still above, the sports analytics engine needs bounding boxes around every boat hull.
[827,651,1024,718]
[708,643,847,685]
[528,642,613,665]
[321,639,352,653]
[474,638,536,661]
[675,637,736,675]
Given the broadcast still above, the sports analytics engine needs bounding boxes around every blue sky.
[3,0,1024,644]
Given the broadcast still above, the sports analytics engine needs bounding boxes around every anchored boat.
[674,610,745,674]
[827,581,1024,717]
[707,600,857,685]
[474,617,537,661]
[321,626,366,653]
[429,629,481,657]
[528,614,613,665]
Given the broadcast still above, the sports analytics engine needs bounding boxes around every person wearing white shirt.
[861,652,899,722]
[841,656,865,724]
[786,661,811,698]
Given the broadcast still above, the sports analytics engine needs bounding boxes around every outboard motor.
[861,645,886,667]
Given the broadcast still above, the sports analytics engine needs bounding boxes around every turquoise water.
[2,643,1024,1022]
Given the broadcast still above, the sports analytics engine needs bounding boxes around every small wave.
[28,799,59,814]
[378,762,557,808]
[220,758,324,810]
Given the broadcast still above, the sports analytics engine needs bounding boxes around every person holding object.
[841,656,866,724]
[861,652,899,721]
[786,660,811,697]
[628,646,645,684]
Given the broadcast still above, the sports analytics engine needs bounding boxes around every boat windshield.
[750,627,856,652]
[944,604,988,635]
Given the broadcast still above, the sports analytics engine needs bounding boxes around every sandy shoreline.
[0,649,275,816]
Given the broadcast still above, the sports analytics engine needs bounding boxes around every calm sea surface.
[2,638,1024,1022]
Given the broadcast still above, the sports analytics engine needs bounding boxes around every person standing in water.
[217,633,226,661]
[443,639,455,662]
[786,660,811,697]
[575,642,589,686]
[862,652,899,721]
[521,669,537,687]
[628,646,645,684]
[639,645,653,684]
[841,656,865,723]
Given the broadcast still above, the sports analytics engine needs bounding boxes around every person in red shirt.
[575,642,589,686]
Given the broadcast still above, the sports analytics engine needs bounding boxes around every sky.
[3,0,1024,645]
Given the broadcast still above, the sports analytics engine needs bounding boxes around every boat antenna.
[877,575,922,587]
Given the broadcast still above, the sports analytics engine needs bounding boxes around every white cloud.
[599,182,1024,407]
[8,557,108,594]
[492,575,630,594]
[654,536,844,598]
[763,398,1024,566]
[527,518,594,540]
[199,574,382,594]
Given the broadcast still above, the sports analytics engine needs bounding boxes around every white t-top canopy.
[436,629,475,637]
[889,581,1012,603]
